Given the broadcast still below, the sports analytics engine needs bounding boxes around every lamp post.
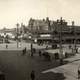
[72,21,77,54]
[16,23,19,48]
[59,17,63,64]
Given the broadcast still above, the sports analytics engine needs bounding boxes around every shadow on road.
[70,59,80,63]
[39,72,66,80]
[64,58,80,65]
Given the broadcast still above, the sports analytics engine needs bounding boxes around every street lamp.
[16,23,19,48]
[72,21,77,54]
[59,17,63,64]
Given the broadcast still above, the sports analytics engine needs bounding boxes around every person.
[0,72,5,80]
[6,44,8,49]
[31,43,34,56]
[78,67,80,79]
[31,43,33,51]
[39,50,41,56]
[69,45,71,49]
[60,59,63,65]
[22,49,24,55]
[24,47,26,54]
[76,48,78,53]
[46,45,48,49]
[30,70,35,80]
[22,47,26,55]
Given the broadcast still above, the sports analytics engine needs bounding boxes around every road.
[0,41,80,80]
[0,42,51,80]
[0,50,32,80]
[0,42,62,80]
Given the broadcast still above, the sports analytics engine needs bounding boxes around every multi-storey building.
[28,17,80,44]
[28,17,52,31]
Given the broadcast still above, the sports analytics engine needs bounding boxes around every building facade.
[28,17,80,44]
[28,17,52,31]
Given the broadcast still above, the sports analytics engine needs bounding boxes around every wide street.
[0,41,80,80]
[0,41,52,80]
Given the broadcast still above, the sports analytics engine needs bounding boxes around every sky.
[0,0,80,29]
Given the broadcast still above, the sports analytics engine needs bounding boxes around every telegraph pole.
[59,17,63,64]
[72,21,77,54]
[16,23,19,48]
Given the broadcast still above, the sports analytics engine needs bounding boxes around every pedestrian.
[22,47,26,55]
[76,48,78,53]
[31,43,33,56]
[31,43,33,51]
[6,44,8,49]
[60,59,63,65]
[78,67,80,79]
[39,50,41,56]
[31,49,33,56]
[69,45,71,49]
[46,45,48,49]
[24,47,26,54]
[30,70,35,80]
[22,49,24,55]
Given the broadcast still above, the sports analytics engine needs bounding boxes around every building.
[28,17,52,32]
[28,17,80,44]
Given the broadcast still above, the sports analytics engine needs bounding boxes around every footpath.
[42,53,80,80]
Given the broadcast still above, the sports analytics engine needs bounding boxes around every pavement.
[0,42,48,50]
[42,53,80,80]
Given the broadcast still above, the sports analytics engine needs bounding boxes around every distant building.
[27,17,80,44]
[0,28,16,35]
[28,17,52,31]
[28,17,69,33]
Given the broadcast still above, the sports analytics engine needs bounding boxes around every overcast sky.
[0,0,80,29]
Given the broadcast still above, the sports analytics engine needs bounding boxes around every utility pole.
[16,23,19,48]
[59,17,63,64]
[72,21,77,54]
